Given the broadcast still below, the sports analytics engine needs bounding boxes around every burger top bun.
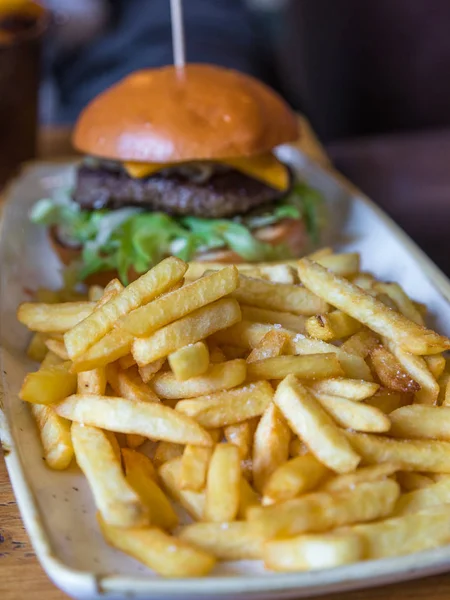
[73,64,300,164]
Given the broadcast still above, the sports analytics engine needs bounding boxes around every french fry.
[321,463,400,493]
[31,404,74,470]
[123,266,238,337]
[289,438,310,457]
[56,395,212,446]
[309,378,379,401]
[180,445,213,491]
[247,353,344,382]
[386,343,439,404]
[264,532,363,572]
[364,388,412,414]
[71,327,134,372]
[27,332,49,361]
[151,360,246,399]
[139,358,166,383]
[224,419,257,459]
[17,301,95,333]
[396,472,435,492]
[208,344,227,363]
[158,457,205,520]
[240,305,306,333]
[440,372,450,406]
[257,264,298,284]
[132,298,241,366]
[297,258,450,355]
[153,442,184,467]
[71,423,148,527]
[246,330,291,363]
[311,391,391,433]
[118,354,136,370]
[77,367,107,395]
[220,345,247,360]
[248,480,400,538]
[389,405,450,440]
[340,330,380,358]
[99,517,215,577]
[314,252,360,277]
[350,506,450,559]
[238,477,260,519]
[253,403,291,493]
[369,346,420,394]
[122,448,178,530]
[126,434,146,449]
[263,455,330,505]
[45,338,69,360]
[168,341,209,381]
[373,282,424,325]
[176,380,273,429]
[20,361,77,405]
[65,257,186,359]
[305,311,361,342]
[345,431,450,472]
[274,375,360,473]
[179,521,265,560]
[106,363,160,403]
[204,444,241,522]
[232,274,329,316]
[425,354,446,380]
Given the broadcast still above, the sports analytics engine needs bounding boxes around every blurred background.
[1,0,450,272]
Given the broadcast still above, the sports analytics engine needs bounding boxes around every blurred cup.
[0,1,48,188]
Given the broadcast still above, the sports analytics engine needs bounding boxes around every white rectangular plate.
[2,147,450,599]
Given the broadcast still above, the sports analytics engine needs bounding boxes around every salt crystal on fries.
[264,532,363,572]
[176,380,273,429]
[248,480,400,538]
[132,298,241,366]
[65,257,186,359]
[71,423,148,527]
[297,258,450,354]
[151,359,246,399]
[180,521,265,560]
[56,395,212,446]
[98,517,216,577]
[274,375,360,473]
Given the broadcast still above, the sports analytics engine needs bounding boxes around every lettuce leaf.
[30,178,324,283]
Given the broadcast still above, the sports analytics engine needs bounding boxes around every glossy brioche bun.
[73,64,299,164]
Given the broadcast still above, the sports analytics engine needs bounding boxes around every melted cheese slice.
[123,152,289,191]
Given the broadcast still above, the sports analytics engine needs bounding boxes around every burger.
[31,64,323,285]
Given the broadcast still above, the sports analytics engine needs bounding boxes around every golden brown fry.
[122,448,178,530]
[232,274,329,316]
[309,378,379,401]
[238,477,260,519]
[224,419,257,459]
[180,521,265,560]
[45,338,69,360]
[106,363,160,403]
[386,343,439,405]
[340,330,380,358]
[241,305,306,333]
[364,388,413,414]
[56,394,212,446]
[321,463,400,493]
[274,375,360,474]
[99,517,215,577]
[180,445,213,491]
[305,311,361,342]
[253,403,291,493]
[153,442,184,467]
[314,252,360,277]
[65,257,186,359]
[289,438,310,458]
[20,361,77,405]
[204,443,241,522]
[246,329,291,363]
[247,353,344,382]
[132,298,241,366]
[71,423,148,527]
[396,471,435,492]
[158,457,205,520]
[394,478,450,516]
[168,341,210,381]
[77,367,107,395]
[390,405,450,440]
[373,282,424,325]
[176,380,273,429]
[369,346,420,394]
[71,327,134,373]
[248,480,399,538]
[17,301,95,333]
[263,454,330,504]
[345,431,450,472]
[151,360,246,399]
[208,344,227,364]
[27,332,49,361]
[118,354,136,370]
[264,532,363,572]
[139,358,166,383]
[31,404,74,470]
[425,354,446,380]
[297,258,450,355]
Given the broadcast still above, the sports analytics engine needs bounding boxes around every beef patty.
[73,164,289,218]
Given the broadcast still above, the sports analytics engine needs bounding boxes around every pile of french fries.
[16,247,450,578]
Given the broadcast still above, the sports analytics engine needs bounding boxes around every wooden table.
[2,126,450,600]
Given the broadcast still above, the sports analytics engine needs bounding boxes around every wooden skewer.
[170,0,186,70]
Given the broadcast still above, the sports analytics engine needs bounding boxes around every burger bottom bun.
[49,219,308,287]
